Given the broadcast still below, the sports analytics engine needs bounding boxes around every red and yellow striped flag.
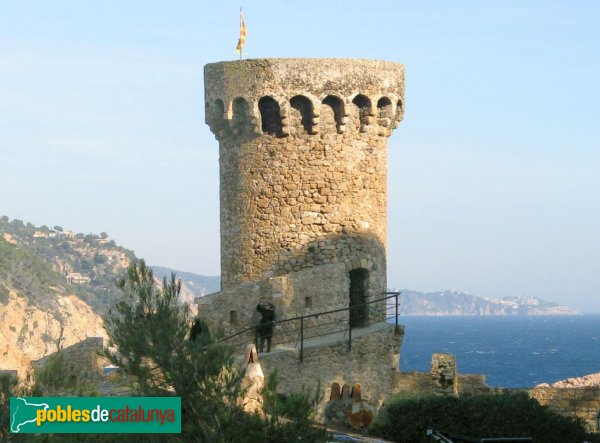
[236,8,246,55]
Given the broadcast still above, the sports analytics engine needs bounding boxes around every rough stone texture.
[257,323,403,418]
[0,289,107,378]
[392,353,491,397]
[32,336,107,383]
[240,344,264,414]
[537,371,600,389]
[431,352,459,394]
[528,387,600,432]
[203,58,404,325]
[197,262,392,343]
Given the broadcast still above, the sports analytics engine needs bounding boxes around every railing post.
[395,292,399,333]
[348,317,352,353]
[300,317,304,362]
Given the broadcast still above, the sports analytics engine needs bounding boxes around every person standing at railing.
[256,301,275,353]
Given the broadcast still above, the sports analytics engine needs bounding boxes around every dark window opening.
[305,296,313,308]
[232,97,250,126]
[230,310,238,325]
[395,99,404,121]
[290,95,314,133]
[258,96,283,136]
[377,97,392,119]
[352,94,372,129]
[209,99,225,126]
[322,95,344,132]
[349,268,369,328]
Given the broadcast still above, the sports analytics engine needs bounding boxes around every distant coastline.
[396,289,579,316]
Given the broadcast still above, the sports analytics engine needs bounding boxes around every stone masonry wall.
[392,353,491,397]
[198,262,393,341]
[528,387,600,432]
[257,323,403,418]
[32,337,107,383]
[204,58,404,324]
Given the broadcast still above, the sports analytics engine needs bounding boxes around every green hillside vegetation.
[0,237,66,308]
[0,216,136,314]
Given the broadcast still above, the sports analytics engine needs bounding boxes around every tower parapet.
[205,58,404,141]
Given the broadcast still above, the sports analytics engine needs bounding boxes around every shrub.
[369,392,590,443]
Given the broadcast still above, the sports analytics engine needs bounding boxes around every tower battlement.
[205,58,404,140]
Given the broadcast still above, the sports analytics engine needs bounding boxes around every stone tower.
[199,58,406,416]
[202,59,404,331]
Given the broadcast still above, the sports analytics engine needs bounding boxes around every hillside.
[0,216,135,315]
[150,265,220,304]
[0,216,220,376]
[0,229,109,376]
[398,289,579,316]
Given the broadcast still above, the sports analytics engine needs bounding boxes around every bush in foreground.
[369,392,593,443]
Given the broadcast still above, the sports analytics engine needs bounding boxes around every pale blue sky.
[1,1,599,311]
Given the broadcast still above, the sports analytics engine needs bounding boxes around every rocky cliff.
[537,372,600,388]
[0,217,220,377]
[0,289,106,377]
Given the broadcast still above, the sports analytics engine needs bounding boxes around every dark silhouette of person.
[256,301,275,353]
[189,317,209,341]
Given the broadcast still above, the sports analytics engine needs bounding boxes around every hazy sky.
[1,1,599,312]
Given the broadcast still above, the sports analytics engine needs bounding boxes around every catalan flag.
[236,8,246,56]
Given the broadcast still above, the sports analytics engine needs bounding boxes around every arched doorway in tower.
[349,268,369,328]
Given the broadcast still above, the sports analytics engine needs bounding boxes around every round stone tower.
[204,58,404,320]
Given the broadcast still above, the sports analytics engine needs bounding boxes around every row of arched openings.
[209,95,403,136]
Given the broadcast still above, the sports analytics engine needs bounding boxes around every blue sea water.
[396,315,600,388]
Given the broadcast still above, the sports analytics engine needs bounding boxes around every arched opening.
[349,268,369,328]
[232,97,250,127]
[258,96,283,136]
[211,99,225,122]
[352,94,372,130]
[395,99,404,122]
[377,97,392,119]
[207,99,227,133]
[290,95,314,133]
[322,95,344,132]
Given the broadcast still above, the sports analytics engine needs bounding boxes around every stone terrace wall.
[392,371,491,397]
[199,262,392,340]
[32,336,107,382]
[392,353,491,397]
[258,323,403,417]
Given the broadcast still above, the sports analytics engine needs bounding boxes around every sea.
[395,315,600,388]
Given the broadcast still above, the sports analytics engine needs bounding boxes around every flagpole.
[239,7,243,60]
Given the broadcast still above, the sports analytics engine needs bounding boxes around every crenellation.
[206,92,402,140]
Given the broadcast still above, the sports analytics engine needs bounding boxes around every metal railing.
[220,291,401,361]
[427,430,532,443]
